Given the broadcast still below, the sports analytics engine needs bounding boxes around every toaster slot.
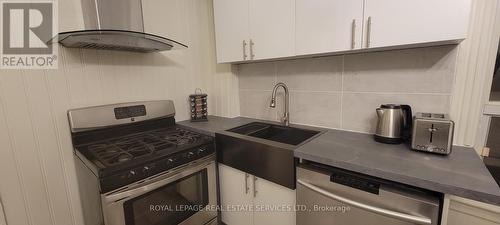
[429,124,436,143]
[432,114,445,119]
[422,113,432,118]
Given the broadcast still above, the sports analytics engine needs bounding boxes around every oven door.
[101,158,217,225]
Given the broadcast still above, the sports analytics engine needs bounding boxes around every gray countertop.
[179,116,500,206]
[178,116,259,137]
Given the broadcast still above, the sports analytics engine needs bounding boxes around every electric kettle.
[374,104,412,144]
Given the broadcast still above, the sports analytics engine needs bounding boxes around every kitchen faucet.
[270,82,290,126]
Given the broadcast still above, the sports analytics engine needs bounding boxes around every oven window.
[124,169,209,225]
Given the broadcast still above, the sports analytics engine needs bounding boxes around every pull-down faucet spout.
[270,83,290,126]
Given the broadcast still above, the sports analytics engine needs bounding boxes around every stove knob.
[142,166,150,173]
[187,152,195,158]
[127,170,136,178]
[167,158,174,164]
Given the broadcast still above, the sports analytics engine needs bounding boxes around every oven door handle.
[104,161,213,203]
[105,177,170,203]
[297,179,432,225]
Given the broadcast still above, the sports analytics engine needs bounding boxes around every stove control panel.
[100,144,214,193]
[114,105,147,120]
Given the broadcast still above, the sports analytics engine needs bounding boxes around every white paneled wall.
[450,0,500,151]
[238,45,458,133]
[0,1,239,225]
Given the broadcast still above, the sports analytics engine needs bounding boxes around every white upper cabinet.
[213,0,295,63]
[363,0,471,48]
[249,0,295,60]
[212,0,471,63]
[213,0,250,63]
[295,0,364,55]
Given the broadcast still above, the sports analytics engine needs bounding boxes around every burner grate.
[152,128,204,146]
[79,127,207,167]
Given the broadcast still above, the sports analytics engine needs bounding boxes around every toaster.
[411,112,454,155]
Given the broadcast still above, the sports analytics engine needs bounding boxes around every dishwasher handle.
[297,179,432,225]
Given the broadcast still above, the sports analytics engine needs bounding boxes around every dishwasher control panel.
[330,171,380,194]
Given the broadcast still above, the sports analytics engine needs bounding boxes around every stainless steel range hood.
[51,0,187,52]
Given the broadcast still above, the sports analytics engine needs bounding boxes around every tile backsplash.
[238,45,458,133]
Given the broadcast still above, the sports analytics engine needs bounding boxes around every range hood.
[52,0,187,53]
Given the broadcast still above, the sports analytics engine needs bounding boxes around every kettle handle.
[376,108,384,117]
[401,105,413,140]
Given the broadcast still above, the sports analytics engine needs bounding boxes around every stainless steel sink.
[216,122,322,189]
[227,122,320,146]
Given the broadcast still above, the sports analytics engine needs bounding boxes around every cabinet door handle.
[366,16,372,48]
[253,176,258,197]
[351,19,356,49]
[242,40,248,60]
[245,173,250,194]
[0,197,7,225]
[249,39,255,60]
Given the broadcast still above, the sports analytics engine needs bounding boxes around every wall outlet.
[481,147,490,157]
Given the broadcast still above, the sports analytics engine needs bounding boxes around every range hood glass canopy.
[53,30,187,53]
[53,0,187,53]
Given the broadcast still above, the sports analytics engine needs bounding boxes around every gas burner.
[79,127,207,167]
[117,154,132,162]
[159,128,204,146]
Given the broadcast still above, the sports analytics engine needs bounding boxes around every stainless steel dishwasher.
[297,161,441,225]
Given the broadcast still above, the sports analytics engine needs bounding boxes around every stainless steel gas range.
[68,100,217,225]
